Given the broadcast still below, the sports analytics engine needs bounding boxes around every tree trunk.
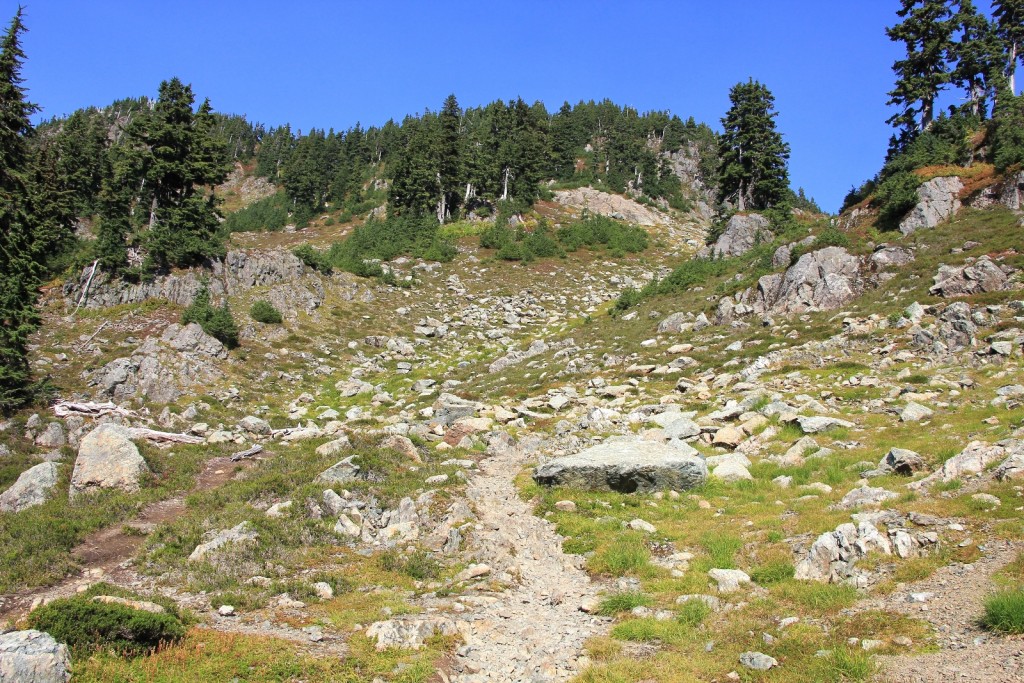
[436,172,446,223]
[922,96,935,131]
[148,195,158,231]
[501,167,510,201]
[464,182,473,203]
[737,180,746,212]
[1010,42,1018,95]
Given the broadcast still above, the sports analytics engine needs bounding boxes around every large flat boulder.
[70,424,149,499]
[929,255,1011,297]
[533,437,707,493]
[0,462,61,513]
[0,630,71,683]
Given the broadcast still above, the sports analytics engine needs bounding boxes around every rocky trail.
[864,538,1024,682]
[448,443,609,682]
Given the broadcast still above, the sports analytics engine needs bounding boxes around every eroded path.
[450,444,609,682]
[865,539,1024,682]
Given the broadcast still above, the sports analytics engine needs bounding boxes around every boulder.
[712,459,753,482]
[930,256,1011,297]
[161,323,228,359]
[33,423,66,449]
[709,568,751,592]
[365,617,459,651]
[908,441,1007,491]
[533,437,707,493]
[0,630,71,683]
[740,651,778,671]
[238,416,271,435]
[899,176,963,235]
[379,435,420,461]
[188,522,258,562]
[69,424,149,499]
[771,247,862,314]
[995,447,1024,481]
[1000,170,1024,210]
[899,402,934,423]
[833,484,899,510]
[870,245,915,270]
[711,213,772,258]
[0,462,60,513]
[657,312,690,333]
[796,415,854,434]
[865,448,926,477]
[316,456,360,485]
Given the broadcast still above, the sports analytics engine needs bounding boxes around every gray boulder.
[0,462,60,513]
[1000,170,1024,210]
[833,484,899,510]
[929,256,1011,297]
[188,522,258,562]
[161,323,228,359]
[870,245,915,270]
[772,247,862,314]
[33,423,66,449]
[316,455,361,485]
[739,651,778,671]
[909,441,1006,490]
[533,437,707,493]
[712,213,772,258]
[70,424,149,498]
[865,448,926,477]
[0,630,71,683]
[657,312,690,333]
[796,415,854,434]
[899,176,963,235]
[238,416,271,435]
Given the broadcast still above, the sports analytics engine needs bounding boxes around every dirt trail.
[0,455,247,623]
[450,444,609,682]
[864,538,1024,682]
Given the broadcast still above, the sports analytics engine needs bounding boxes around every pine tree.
[886,0,957,143]
[0,7,40,412]
[716,79,791,211]
[993,0,1024,93]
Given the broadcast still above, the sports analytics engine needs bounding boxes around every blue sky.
[7,1,993,212]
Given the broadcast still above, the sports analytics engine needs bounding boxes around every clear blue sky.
[6,1,993,212]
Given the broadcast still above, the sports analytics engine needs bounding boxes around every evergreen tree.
[886,0,957,144]
[136,78,231,270]
[716,79,790,211]
[993,0,1024,93]
[435,94,462,222]
[951,0,1004,117]
[0,7,40,411]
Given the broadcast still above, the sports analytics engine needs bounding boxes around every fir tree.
[993,0,1024,93]
[886,0,957,145]
[435,94,463,223]
[0,7,40,412]
[951,0,1005,117]
[716,79,790,211]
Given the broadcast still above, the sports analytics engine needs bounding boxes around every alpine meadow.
[4,2,1024,682]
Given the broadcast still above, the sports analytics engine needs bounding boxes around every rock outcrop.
[711,213,771,258]
[88,323,226,404]
[0,630,71,683]
[929,256,1012,297]
[899,176,963,235]
[70,424,149,498]
[533,437,707,493]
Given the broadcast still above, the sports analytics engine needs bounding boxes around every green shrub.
[983,589,1024,633]
[223,192,291,233]
[249,300,283,324]
[27,595,186,658]
[377,549,441,580]
[292,244,332,273]
[993,92,1024,173]
[557,214,648,254]
[182,284,239,349]
[588,535,651,575]
[873,171,921,230]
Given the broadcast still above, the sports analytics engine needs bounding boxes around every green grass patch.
[597,591,652,616]
[982,589,1024,633]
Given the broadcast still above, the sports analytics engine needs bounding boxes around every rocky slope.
[1,179,1024,682]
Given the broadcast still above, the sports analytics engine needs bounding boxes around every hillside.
[0,151,1023,682]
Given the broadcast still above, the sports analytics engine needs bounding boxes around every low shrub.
[27,595,186,658]
[750,560,796,585]
[182,284,239,349]
[292,244,332,273]
[249,300,283,324]
[223,192,291,233]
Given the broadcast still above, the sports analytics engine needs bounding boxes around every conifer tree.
[716,79,790,211]
[993,0,1024,93]
[0,7,40,411]
[886,0,957,143]
[951,0,1005,117]
[436,94,462,223]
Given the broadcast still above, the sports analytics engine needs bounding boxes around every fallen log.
[53,400,136,419]
[230,444,263,462]
[126,428,204,445]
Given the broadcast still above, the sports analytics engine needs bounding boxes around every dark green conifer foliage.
[951,0,1006,118]
[886,0,957,147]
[0,7,40,412]
[992,91,1024,170]
[716,79,790,211]
[993,0,1024,93]
[138,78,231,271]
